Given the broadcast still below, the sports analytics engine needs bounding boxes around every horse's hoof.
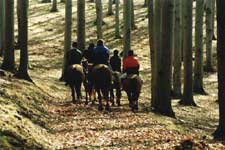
[98,106,103,111]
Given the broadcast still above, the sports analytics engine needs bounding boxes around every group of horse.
[64,60,143,112]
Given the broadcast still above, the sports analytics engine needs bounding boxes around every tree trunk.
[143,0,148,7]
[213,0,225,141]
[50,0,58,12]
[77,0,86,51]
[131,0,136,29]
[123,0,131,58]
[108,0,113,15]
[115,0,121,39]
[42,0,51,3]
[148,0,154,106]
[16,0,32,81]
[96,0,103,39]
[1,0,15,71]
[152,0,175,117]
[205,0,214,72]
[16,0,21,50]
[180,0,196,106]
[61,0,72,80]
[193,0,206,94]
[0,0,4,56]
[173,0,182,98]
[61,0,65,3]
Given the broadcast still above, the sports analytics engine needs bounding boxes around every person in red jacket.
[123,50,140,75]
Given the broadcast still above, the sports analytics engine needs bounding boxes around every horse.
[82,60,96,105]
[91,64,112,111]
[110,71,122,106]
[122,74,142,112]
[64,64,85,104]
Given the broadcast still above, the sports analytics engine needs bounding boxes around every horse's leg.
[70,85,76,104]
[110,88,115,106]
[75,83,82,103]
[104,88,110,111]
[116,87,121,106]
[126,91,133,108]
[85,84,89,105]
[97,89,103,111]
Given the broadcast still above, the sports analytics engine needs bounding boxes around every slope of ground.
[0,0,224,149]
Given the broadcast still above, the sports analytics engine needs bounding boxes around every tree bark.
[0,0,4,56]
[115,0,121,39]
[123,0,131,58]
[61,0,72,80]
[1,0,15,71]
[173,0,182,98]
[96,0,103,39]
[193,0,206,94]
[77,0,86,51]
[131,0,136,29]
[152,0,175,117]
[16,0,32,81]
[213,0,225,141]
[180,0,196,106]
[108,0,113,15]
[50,0,58,12]
[205,0,214,72]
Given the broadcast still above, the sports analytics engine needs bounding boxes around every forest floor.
[0,0,225,149]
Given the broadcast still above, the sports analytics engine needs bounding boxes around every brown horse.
[122,74,142,112]
[110,71,121,106]
[91,64,112,111]
[65,64,85,104]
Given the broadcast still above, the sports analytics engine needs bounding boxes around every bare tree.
[123,0,131,58]
[96,0,103,39]
[115,0,121,38]
[0,0,4,56]
[77,0,86,50]
[50,0,58,12]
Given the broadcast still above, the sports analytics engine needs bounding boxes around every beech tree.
[179,0,196,106]
[213,0,225,140]
[108,0,113,15]
[0,0,4,56]
[1,0,15,71]
[96,0,103,39]
[50,0,58,12]
[205,0,215,72]
[123,0,131,58]
[173,0,182,98]
[61,0,72,80]
[115,0,121,38]
[194,0,206,94]
[16,0,32,81]
[77,0,86,50]
[151,0,174,117]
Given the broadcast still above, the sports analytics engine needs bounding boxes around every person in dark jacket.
[83,43,95,63]
[93,39,110,65]
[67,42,82,66]
[110,49,121,72]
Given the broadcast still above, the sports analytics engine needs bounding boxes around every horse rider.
[122,50,140,79]
[110,49,121,73]
[93,39,110,66]
[67,42,82,66]
[83,43,95,64]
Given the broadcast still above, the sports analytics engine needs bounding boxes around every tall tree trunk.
[152,0,175,117]
[61,0,72,80]
[180,0,196,106]
[143,0,148,7]
[193,0,206,94]
[16,0,21,50]
[77,0,86,51]
[96,0,103,39]
[205,0,214,72]
[115,0,121,39]
[131,0,135,29]
[1,0,15,71]
[50,0,58,12]
[151,0,161,108]
[0,0,4,56]
[16,0,31,81]
[108,0,113,15]
[148,0,154,107]
[123,0,131,58]
[42,0,51,3]
[213,0,225,141]
[173,0,182,98]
